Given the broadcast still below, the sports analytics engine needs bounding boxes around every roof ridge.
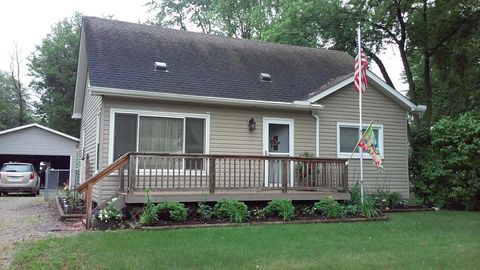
[82,16,351,56]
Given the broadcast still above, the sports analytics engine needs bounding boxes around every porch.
[77,152,350,227]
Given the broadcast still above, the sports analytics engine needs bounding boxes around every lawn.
[11,211,480,270]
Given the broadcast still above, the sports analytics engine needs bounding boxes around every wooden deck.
[78,152,350,228]
[123,190,351,203]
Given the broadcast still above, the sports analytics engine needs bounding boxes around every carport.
[0,124,78,187]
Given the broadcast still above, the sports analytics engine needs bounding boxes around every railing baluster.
[223,158,226,188]
[248,159,251,188]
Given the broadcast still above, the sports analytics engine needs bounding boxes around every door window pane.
[269,124,289,153]
[113,113,137,159]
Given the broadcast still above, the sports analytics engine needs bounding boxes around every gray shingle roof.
[83,17,354,103]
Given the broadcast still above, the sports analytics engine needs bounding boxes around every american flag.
[354,49,368,94]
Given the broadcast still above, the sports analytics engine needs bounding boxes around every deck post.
[128,155,135,193]
[209,158,216,194]
[282,160,288,193]
[119,164,125,193]
[85,183,93,229]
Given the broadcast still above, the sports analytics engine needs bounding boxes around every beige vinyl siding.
[90,97,316,202]
[101,97,316,168]
[79,84,102,202]
[316,84,409,197]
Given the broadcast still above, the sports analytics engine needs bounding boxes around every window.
[111,111,208,168]
[337,123,383,158]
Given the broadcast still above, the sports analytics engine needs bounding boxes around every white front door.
[262,118,294,187]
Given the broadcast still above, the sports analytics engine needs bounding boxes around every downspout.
[311,110,321,157]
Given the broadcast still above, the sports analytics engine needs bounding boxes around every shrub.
[342,204,359,217]
[197,196,212,221]
[300,206,315,216]
[410,113,480,210]
[313,196,342,218]
[360,195,382,219]
[157,201,188,222]
[372,186,404,208]
[251,208,265,220]
[263,199,295,220]
[139,189,157,225]
[349,182,361,207]
[98,198,121,222]
[212,199,248,223]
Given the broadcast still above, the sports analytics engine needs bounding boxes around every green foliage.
[263,199,295,221]
[313,196,342,218]
[349,182,361,207]
[0,71,30,130]
[197,195,212,221]
[157,201,188,222]
[139,189,157,225]
[300,206,315,216]
[411,113,480,210]
[28,13,82,136]
[341,204,359,217]
[139,190,188,224]
[371,186,404,208]
[359,195,382,219]
[62,186,84,209]
[212,199,248,223]
[98,198,121,221]
[250,208,265,220]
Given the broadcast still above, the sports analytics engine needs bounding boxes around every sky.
[0,0,407,93]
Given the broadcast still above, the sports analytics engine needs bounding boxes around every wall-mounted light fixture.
[248,118,256,131]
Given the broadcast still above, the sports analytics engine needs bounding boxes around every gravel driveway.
[0,194,84,269]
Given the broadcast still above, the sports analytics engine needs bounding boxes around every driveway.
[0,194,83,269]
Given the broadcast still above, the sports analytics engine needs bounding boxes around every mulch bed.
[56,197,86,220]
[126,213,389,230]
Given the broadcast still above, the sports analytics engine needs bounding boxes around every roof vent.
[154,61,168,72]
[259,73,272,82]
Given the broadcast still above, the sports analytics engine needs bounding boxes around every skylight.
[154,62,168,72]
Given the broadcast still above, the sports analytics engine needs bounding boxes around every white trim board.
[0,123,79,142]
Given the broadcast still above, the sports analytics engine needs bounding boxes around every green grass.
[11,211,480,269]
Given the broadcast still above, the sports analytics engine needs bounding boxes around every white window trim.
[108,108,210,164]
[95,111,101,173]
[336,122,384,159]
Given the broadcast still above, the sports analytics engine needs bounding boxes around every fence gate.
[44,169,71,200]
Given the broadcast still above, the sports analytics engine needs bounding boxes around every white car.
[0,163,40,196]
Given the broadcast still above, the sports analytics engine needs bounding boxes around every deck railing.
[78,152,348,228]
[120,153,348,194]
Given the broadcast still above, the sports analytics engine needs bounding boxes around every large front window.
[111,112,207,164]
[337,123,384,158]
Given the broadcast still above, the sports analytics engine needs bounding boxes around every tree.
[0,71,21,130]
[9,44,30,126]
[28,13,81,137]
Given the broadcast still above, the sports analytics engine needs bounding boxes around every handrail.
[77,152,130,193]
[128,152,347,163]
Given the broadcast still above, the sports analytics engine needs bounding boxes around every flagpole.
[357,24,364,203]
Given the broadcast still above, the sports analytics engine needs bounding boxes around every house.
[0,123,78,187]
[73,17,425,208]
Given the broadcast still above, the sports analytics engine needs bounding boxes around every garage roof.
[0,124,78,142]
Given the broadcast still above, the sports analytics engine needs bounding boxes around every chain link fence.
[44,169,71,200]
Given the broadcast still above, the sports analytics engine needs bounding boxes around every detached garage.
[0,124,78,187]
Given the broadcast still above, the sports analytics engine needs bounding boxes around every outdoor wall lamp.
[248,118,256,131]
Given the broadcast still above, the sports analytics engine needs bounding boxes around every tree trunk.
[369,53,395,89]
